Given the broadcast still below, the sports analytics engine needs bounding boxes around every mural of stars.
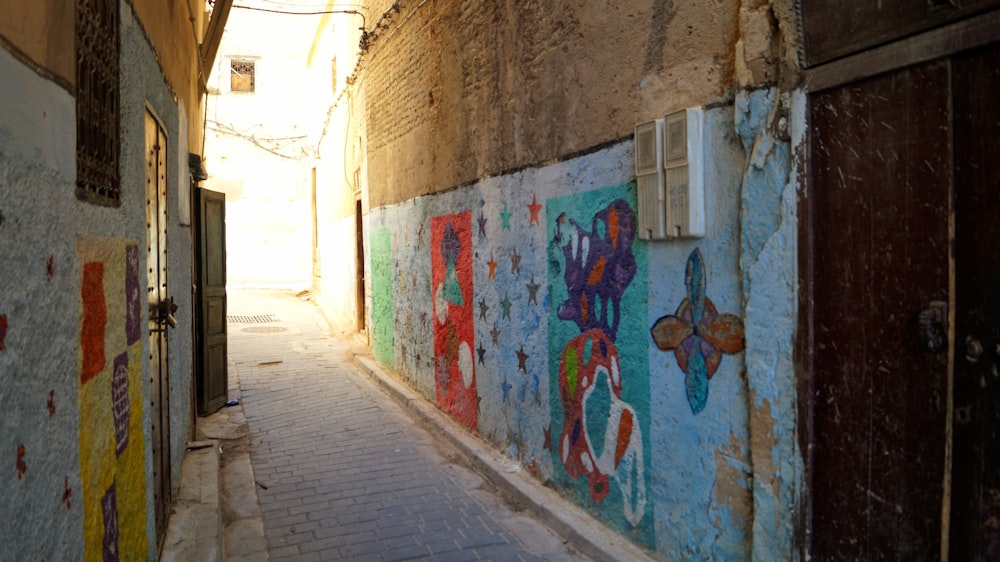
[477,341,486,365]
[526,275,540,305]
[528,193,542,225]
[488,255,498,279]
[510,249,521,274]
[479,298,489,320]
[516,343,528,372]
[501,377,513,403]
[478,210,487,237]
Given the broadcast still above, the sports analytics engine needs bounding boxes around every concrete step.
[160,440,223,561]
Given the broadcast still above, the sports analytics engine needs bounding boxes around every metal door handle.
[918,301,947,353]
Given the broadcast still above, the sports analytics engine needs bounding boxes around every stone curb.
[353,356,659,562]
[161,440,223,562]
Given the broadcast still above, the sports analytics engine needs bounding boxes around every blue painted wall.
[366,96,802,560]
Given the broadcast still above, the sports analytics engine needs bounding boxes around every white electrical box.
[663,108,705,238]
[634,118,667,240]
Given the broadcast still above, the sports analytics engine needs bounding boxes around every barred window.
[231,59,255,93]
[76,0,121,205]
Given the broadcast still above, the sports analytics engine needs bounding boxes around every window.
[76,0,121,205]
[231,59,255,93]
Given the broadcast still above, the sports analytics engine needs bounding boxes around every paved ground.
[228,288,591,562]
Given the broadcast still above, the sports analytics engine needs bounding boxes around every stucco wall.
[0,1,200,557]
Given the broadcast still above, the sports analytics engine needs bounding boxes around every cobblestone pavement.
[228,289,589,562]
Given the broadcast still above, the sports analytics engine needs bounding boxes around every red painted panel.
[431,211,477,431]
[81,261,107,384]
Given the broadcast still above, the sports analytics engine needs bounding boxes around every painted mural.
[431,212,478,430]
[77,236,148,561]
[547,185,652,542]
[371,228,394,366]
[650,248,745,414]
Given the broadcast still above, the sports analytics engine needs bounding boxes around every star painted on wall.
[479,298,489,320]
[528,193,542,225]
[501,377,513,403]
[490,323,500,347]
[526,275,540,305]
[501,294,512,320]
[510,250,521,274]
[477,341,486,365]
[478,211,488,238]
[500,203,512,231]
[487,255,498,280]
[543,425,552,451]
[516,343,528,372]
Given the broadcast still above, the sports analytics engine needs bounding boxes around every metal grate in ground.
[227,314,278,324]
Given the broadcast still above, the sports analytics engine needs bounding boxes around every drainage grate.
[227,314,278,324]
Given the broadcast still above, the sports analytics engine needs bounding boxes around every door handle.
[918,301,947,353]
[154,297,179,329]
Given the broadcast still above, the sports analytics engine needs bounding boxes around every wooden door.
[144,111,171,544]
[808,43,1000,561]
[195,187,228,416]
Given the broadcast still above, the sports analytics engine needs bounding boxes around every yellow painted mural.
[77,236,148,561]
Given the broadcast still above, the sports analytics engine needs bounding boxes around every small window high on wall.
[76,0,121,205]
[231,59,255,93]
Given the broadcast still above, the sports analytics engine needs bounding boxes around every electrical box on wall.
[634,118,667,240]
[634,107,706,240]
[663,107,705,238]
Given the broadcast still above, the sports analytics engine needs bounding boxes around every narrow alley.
[224,288,627,561]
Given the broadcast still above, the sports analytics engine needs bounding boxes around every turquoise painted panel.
[371,228,394,366]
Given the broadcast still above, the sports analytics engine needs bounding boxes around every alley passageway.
[226,289,590,561]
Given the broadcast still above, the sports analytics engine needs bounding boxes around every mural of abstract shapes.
[77,236,148,561]
[556,330,646,525]
[125,244,140,345]
[0,313,7,350]
[46,255,55,282]
[554,200,637,341]
[650,248,745,414]
[48,390,56,417]
[548,186,651,540]
[528,193,542,225]
[81,261,108,384]
[63,477,73,509]
[112,353,130,456]
[16,444,26,479]
[370,229,395,367]
[431,212,478,431]
[101,483,119,562]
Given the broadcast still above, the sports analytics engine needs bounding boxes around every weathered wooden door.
[195,187,228,415]
[144,110,171,543]
[808,44,1000,560]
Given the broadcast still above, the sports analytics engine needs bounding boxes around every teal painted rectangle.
[546,182,653,544]
[371,228,394,367]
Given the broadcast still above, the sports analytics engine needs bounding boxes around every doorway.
[806,43,1000,560]
[144,109,171,544]
[355,197,366,332]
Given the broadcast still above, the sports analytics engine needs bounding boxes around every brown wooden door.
[195,187,228,416]
[808,44,999,560]
[144,111,171,544]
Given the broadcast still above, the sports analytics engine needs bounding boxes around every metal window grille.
[76,0,121,205]
[231,59,255,93]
